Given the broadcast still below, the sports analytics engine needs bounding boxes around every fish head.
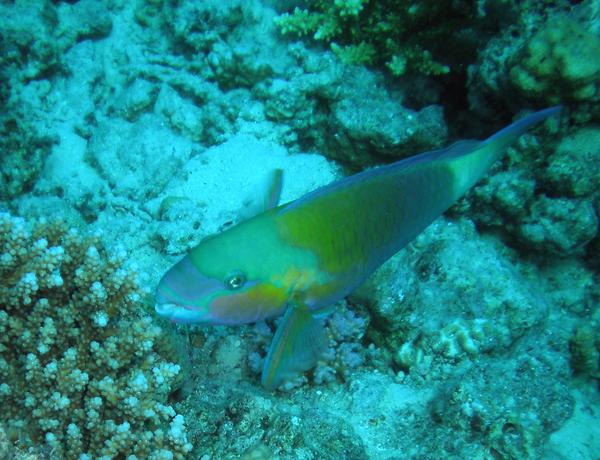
[155,220,288,325]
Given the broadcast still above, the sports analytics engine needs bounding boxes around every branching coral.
[0,423,42,459]
[0,213,192,458]
[274,0,485,77]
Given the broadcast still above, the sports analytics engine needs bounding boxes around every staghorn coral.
[274,0,467,76]
[0,212,192,459]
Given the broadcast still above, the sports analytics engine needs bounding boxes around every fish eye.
[224,270,246,290]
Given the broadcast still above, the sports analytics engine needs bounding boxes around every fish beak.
[154,300,177,317]
[154,277,210,324]
[154,255,222,324]
[154,299,209,324]
[154,287,181,320]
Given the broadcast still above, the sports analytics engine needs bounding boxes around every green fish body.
[155,107,560,389]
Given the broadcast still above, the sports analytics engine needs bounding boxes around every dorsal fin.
[239,168,284,221]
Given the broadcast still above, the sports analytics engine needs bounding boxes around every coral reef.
[316,305,370,384]
[0,0,112,201]
[359,218,548,374]
[85,115,192,201]
[0,423,42,460]
[456,120,599,258]
[468,2,600,122]
[352,217,577,458]
[183,384,369,459]
[509,16,600,104]
[541,126,600,197]
[0,213,191,458]
[0,109,55,201]
[274,0,486,77]
[516,195,598,256]
[423,354,573,460]
[1,0,599,457]
[320,69,447,167]
[148,0,452,168]
[254,49,448,168]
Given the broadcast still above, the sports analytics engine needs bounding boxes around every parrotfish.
[155,107,560,389]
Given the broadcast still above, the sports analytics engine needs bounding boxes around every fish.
[155,106,561,390]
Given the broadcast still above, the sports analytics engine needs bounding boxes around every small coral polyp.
[0,212,191,459]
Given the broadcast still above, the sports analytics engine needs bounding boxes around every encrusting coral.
[509,16,600,104]
[0,212,192,459]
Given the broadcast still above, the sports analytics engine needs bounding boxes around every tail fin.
[449,106,561,195]
[482,106,562,148]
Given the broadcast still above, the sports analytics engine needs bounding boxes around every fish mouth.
[154,300,208,324]
[155,255,223,303]
[155,283,178,310]
[154,280,215,324]
[154,301,178,317]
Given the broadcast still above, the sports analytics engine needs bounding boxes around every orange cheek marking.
[246,283,288,306]
[212,284,288,317]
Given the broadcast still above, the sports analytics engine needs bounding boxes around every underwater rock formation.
[456,121,599,258]
[509,16,600,104]
[469,2,600,122]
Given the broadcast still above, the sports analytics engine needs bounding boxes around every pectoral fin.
[261,303,328,390]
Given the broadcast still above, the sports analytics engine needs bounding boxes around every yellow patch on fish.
[271,265,320,294]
